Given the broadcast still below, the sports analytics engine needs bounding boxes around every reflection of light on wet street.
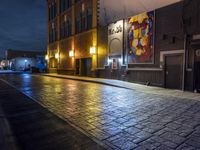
[1,74,200,149]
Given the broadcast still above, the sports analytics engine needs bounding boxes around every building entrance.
[49,57,58,68]
[75,59,80,75]
[80,58,92,77]
[165,54,183,90]
[194,49,200,92]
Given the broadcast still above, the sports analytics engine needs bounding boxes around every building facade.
[47,0,99,76]
[47,0,200,92]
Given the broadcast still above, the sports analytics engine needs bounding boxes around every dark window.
[49,3,57,20]
[87,9,92,30]
[81,12,86,31]
[49,23,57,43]
[75,8,93,34]
[67,18,72,36]
[51,5,54,20]
[54,3,57,17]
[60,0,72,13]
[75,0,81,3]
[60,17,72,39]
[75,17,81,34]
[49,6,51,21]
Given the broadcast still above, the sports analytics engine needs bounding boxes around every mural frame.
[126,11,156,65]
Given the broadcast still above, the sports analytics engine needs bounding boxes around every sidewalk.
[0,70,22,74]
[42,73,200,101]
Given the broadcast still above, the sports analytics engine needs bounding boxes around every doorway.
[165,54,183,90]
[75,59,80,75]
[80,58,92,76]
[49,57,58,68]
[194,49,200,92]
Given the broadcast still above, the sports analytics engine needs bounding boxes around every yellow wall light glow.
[55,53,59,59]
[45,55,49,60]
[90,46,96,55]
[69,50,74,57]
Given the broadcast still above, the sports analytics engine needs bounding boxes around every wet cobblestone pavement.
[0,76,104,150]
[1,74,200,150]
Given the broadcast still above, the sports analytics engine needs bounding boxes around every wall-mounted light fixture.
[45,55,49,60]
[90,46,96,55]
[69,50,74,57]
[55,53,59,59]
[118,58,122,64]
[107,58,112,65]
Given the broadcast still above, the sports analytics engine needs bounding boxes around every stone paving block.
[176,143,197,150]
[138,138,161,150]
[123,126,141,135]
[155,145,173,150]
[159,131,186,144]
[150,135,179,149]
[165,122,182,130]
[133,131,153,143]
[185,135,200,148]
[111,137,138,150]
[2,74,200,149]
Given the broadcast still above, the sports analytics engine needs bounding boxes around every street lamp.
[24,59,27,69]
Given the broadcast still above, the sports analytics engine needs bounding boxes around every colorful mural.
[127,11,154,64]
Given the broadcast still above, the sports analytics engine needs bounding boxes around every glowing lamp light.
[24,59,27,63]
[107,58,112,64]
[69,50,74,57]
[90,46,96,55]
[118,58,122,63]
[45,55,49,60]
[55,53,59,59]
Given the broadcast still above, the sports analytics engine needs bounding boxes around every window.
[67,18,72,36]
[49,5,51,21]
[81,12,86,31]
[75,0,81,3]
[49,22,57,43]
[60,16,72,39]
[75,16,81,34]
[54,3,57,18]
[60,0,72,13]
[49,2,57,21]
[87,9,92,30]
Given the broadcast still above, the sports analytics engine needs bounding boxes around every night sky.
[0,0,47,58]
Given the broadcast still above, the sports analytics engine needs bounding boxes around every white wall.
[98,0,181,26]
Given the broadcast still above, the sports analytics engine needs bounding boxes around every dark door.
[75,59,80,75]
[80,58,92,76]
[194,62,200,92]
[50,57,58,68]
[165,54,183,90]
[194,49,200,92]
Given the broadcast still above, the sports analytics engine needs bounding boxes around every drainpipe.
[182,34,187,91]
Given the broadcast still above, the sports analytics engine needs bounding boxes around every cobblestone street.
[1,74,200,150]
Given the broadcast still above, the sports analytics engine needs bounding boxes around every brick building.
[46,0,200,92]
[47,0,99,76]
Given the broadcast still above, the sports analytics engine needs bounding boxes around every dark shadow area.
[0,80,104,150]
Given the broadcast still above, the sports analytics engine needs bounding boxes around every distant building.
[5,49,46,72]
